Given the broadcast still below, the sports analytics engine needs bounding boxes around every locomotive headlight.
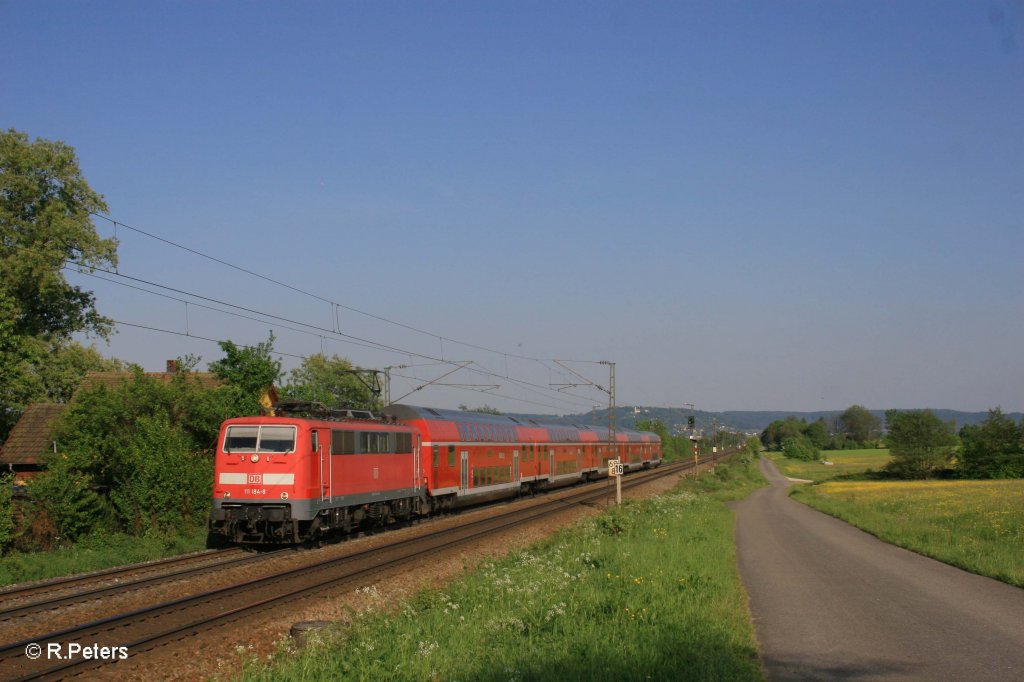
[250,454,259,463]
[224,491,231,498]
[281,492,289,500]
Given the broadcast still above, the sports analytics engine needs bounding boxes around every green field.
[239,460,767,682]
[792,479,1024,587]
[767,448,891,481]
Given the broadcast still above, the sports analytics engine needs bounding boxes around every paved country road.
[733,456,1024,681]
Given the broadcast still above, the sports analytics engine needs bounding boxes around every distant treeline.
[716,408,1022,432]
[509,407,1023,434]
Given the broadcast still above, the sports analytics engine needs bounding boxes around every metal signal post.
[599,360,616,472]
[608,458,623,505]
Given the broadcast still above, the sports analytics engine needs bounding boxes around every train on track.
[209,402,662,544]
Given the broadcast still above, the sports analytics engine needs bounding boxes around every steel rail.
[0,549,243,603]
[0,549,288,622]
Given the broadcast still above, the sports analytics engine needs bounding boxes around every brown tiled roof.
[0,403,66,466]
[77,371,223,394]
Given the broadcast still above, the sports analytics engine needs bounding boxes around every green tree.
[838,405,880,444]
[761,416,804,450]
[634,418,667,439]
[209,333,281,415]
[1,129,117,339]
[635,419,687,460]
[282,352,379,411]
[1,335,121,441]
[1,130,119,439]
[958,408,1024,479]
[804,418,829,449]
[884,410,958,479]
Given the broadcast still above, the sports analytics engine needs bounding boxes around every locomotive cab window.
[257,426,296,453]
[224,425,296,454]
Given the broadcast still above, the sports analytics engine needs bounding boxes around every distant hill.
[503,406,1022,434]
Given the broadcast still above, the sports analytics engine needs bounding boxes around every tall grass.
[240,459,767,681]
[793,480,1024,587]
[768,448,891,481]
[0,527,207,587]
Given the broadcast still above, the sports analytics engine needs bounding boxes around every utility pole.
[551,360,618,504]
[599,361,618,504]
[599,360,616,462]
[712,417,718,454]
[382,365,408,406]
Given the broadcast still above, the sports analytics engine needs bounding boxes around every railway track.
[0,451,732,680]
[0,548,288,622]
[0,549,242,603]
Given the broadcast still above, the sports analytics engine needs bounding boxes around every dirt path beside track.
[733,456,1024,681]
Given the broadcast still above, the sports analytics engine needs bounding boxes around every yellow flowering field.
[793,479,1024,586]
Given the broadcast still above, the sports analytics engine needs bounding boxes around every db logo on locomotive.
[247,474,262,485]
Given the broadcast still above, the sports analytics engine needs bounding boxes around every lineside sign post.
[608,459,623,505]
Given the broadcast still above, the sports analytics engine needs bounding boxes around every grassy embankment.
[0,528,207,587]
[239,459,767,682]
[792,479,1024,587]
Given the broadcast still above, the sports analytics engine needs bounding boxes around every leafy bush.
[0,473,13,552]
[28,460,115,541]
[782,434,819,461]
[30,368,248,543]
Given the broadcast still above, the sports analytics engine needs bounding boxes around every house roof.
[78,371,224,393]
[0,403,66,466]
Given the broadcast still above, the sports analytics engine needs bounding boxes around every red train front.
[209,406,425,544]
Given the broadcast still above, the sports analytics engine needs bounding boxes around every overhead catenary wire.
[12,221,648,412]
[105,320,588,412]
[53,251,599,410]
[82,215,611,407]
[57,270,596,411]
[35,216,640,411]
[89,211,598,365]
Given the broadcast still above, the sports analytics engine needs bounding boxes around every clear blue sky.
[3,1,1022,414]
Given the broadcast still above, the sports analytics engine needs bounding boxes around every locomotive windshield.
[224,425,296,454]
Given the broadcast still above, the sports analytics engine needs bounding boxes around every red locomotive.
[209,402,662,544]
